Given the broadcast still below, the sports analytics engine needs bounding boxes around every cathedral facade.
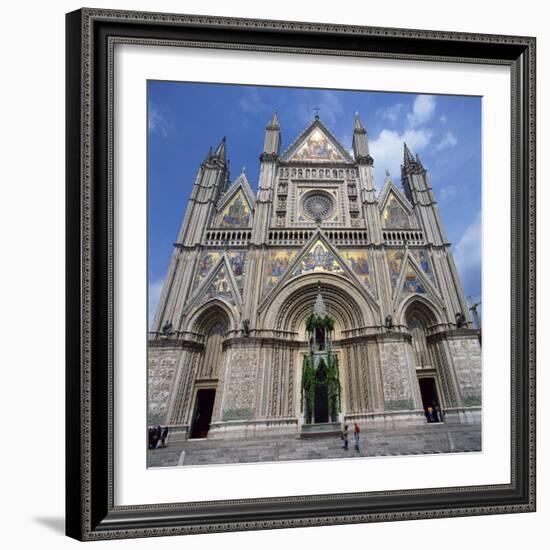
[148,113,482,442]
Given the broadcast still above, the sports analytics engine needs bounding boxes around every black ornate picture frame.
[65,8,536,541]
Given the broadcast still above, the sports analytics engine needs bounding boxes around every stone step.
[148,422,481,468]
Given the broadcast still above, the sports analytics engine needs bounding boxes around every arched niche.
[261,272,379,338]
[185,298,238,335]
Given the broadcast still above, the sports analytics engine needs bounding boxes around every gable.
[289,127,346,162]
[399,262,427,297]
[292,239,346,277]
[201,264,239,306]
[282,119,354,164]
[217,190,252,228]
[382,191,414,229]
[187,258,242,314]
[393,256,442,310]
[193,250,247,295]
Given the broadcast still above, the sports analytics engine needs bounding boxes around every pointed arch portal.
[404,299,445,422]
[188,304,230,438]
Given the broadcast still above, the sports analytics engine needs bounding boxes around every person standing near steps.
[354,422,361,451]
[341,424,349,450]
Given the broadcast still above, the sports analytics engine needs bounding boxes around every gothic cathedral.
[148,112,482,441]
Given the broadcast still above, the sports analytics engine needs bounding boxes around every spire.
[403,142,414,166]
[214,136,226,160]
[314,284,327,317]
[402,143,425,176]
[354,112,366,133]
[268,110,280,129]
[262,112,281,158]
[352,112,372,163]
[203,146,213,163]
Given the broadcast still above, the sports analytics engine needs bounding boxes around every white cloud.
[239,88,268,114]
[435,131,458,151]
[407,95,436,127]
[369,127,433,181]
[440,115,448,124]
[148,278,164,328]
[148,105,174,137]
[438,185,458,206]
[453,210,482,274]
[376,102,405,122]
[366,94,439,181]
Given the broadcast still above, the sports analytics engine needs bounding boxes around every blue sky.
[148,81,482,321]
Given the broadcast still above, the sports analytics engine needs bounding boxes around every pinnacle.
[354,112,364,131]
[214,136,226,159]
[268,110,280,128]
[403,142,415,165]
[313,287,327,317]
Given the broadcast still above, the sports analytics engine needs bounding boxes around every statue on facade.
[455,312,466,329]
[243,318,250,337]
[161,320,173,335]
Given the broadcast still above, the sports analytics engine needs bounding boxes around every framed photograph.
[66,8,536,541]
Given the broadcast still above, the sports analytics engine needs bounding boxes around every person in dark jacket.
[341,424,349,450]
[160,426,169,447]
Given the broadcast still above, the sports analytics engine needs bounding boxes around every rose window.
[303,193,335,220]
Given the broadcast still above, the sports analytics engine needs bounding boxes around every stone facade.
[148,113,482,441]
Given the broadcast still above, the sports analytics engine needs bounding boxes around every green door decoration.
[301,286,341,424]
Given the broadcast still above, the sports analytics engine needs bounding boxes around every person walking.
[353,423,361,451]
[341,424,349,450]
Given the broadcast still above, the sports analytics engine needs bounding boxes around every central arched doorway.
[265,274,378,429]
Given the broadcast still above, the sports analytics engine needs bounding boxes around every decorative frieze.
[148,347,182,425]
[447,335,482,405]
[378,341,415,411]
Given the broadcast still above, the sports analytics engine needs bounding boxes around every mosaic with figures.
[193,251,222,290]
[382,193,412,229]
[387,250,405,288]
[388,249,433,292]
[264,249,298,294]
[292,240,345,277]
[411,249,434,283]
[202,265,237,305]
[194,250,246,294]
[289,128,345,162]
[218,191,251,228]
[228,251,246,292]
[341,250,373,292]
[400,264,427,296]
